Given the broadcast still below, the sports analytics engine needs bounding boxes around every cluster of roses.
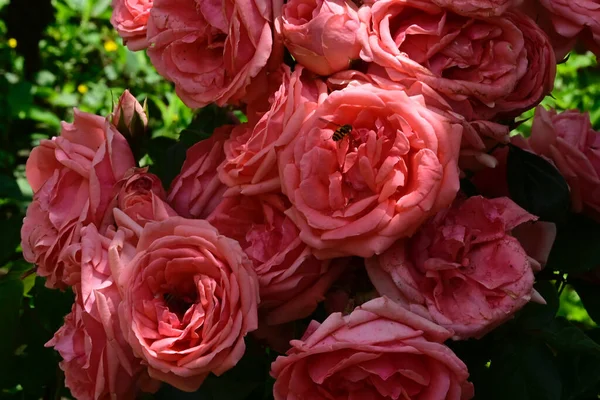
[20,0,600,398]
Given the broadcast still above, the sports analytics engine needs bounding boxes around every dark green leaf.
[0,277,24,385]
[0,204,23,264]
[569,279,600,325]
[516,281,559,331]
[0,174,22,199]
[506,144,571,223]
[546,214,600,273]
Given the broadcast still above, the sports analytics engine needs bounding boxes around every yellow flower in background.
[77,84,89,94]
[104,40,118,52]
[8,38,17,48]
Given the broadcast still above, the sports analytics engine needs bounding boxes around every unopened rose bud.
[112,90,148,145]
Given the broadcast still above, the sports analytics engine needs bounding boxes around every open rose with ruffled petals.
[271,296,474,399]
[219,66,328,196]
[366,196,553,339]
[358,1,555,120]
[47,225,157,400]
[208,193,346,325]
[278,81,462,259]
[281,0,361,76]
[111,0,153,51]
[146,0,282,108]
[117,168,177,226]
[516,106,600,215]
[168,127,230,218]
[111,217,259,392]
[21,109,135,289]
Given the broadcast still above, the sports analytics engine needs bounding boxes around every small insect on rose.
[319,117,353,142]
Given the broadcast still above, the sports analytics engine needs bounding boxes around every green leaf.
[516,281,559,331]
[0,204,23,264]
[570,279,600,325]
[506,144,571,224]
[0,277,24,385]
[546,214,600,273]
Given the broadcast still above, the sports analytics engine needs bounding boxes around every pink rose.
[278,81,462,259]
[358,2,555,120]
[111,90,149,140]
[146,0,282,107]
[21,109,135,288]
[167,127,230,219]
[518,106,600,214]
[47,225,157,400]
[281,0,361,76]
[218,65,328,196]
[537,0,600,57]
[366,196,551,339]
[207,193,346,325]
[117,168,177,226]
[430,0,523,17]
[271,297,474,400]
[112,217,260,392]
[111,0,153,51]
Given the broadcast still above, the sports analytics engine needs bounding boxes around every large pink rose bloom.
[207,193,345,325]
[537,0,600,56]
[112,217,260,392]
[168,127,230,218]
[366,196,550,339]
[281,0,361,76]
[146,0,281,108]
[271,297,474,400]
[430,0,523,17]
[21,109,135,289]
[518,106,600,215]
[358,1,555,120]
[278,82,462,259]
[219,65,328,196]
[111,0,153,51]
[47,225,157,400]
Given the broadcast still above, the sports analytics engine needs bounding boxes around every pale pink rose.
[219,65,328,196]
[111,0,153,51]
[271,297,474,400]
[47,226,157,400]
[167,126,230,219]
[537,0,600,57]
[116,168,177,226]
[366,196,552,339]
[278,81,462,259]
[21,109,135,289]
[358,2,555,121]
[518,106,600,214]
[207,194,346,325]
[146,0,282,108]
[112,217,260,392]
[281,0,361,76]
[430,0,523,17]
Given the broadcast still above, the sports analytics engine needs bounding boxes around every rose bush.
[271,296,474,399]
[366,196,552,339]
[111,217,260,392]
[146,0,282,107]
[278,81,462,259]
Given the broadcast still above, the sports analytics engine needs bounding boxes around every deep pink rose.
[207,193,346,325]
[146,0,282,107]
[430,0,523,17]
[21,109,135,288]
[111,0,153,51]
[278,81,462,259]
[358,2,555,120]
[218,65,328,196]
[518,106,600,214]
[111,217,260,392]
[117,168,177,226]
[366,196,552,339]
[271,297,474,399]
[537,0,600,57]
[47,225,157,400]
[167,127,230,219]
[281,0,361,76]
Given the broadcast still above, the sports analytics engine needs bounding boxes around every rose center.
[163,290,198,319]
